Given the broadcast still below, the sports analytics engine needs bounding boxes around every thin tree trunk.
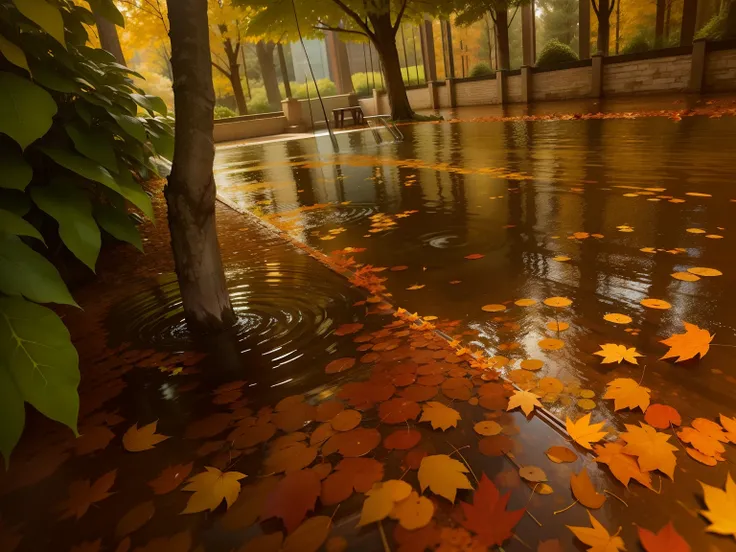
[369,12,415,120]
[496,9,511,70]
[165,0,235,333]
[596,0,613,55]
[94,13,126,65]
[655,0,666,47]
[256,41,282,110]
[277,43,292,99]
[223,39,247,115]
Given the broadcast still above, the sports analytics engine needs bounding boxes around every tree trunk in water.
[94,13,126,65]
[655,0,666,47]
[165,0,235,333]
[495,9,510,70]
[255,41,281,110]
[369,12,414,121]
[223,39,247,115]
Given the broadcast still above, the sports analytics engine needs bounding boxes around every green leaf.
[0,367,25,466]
[148,129,174,161]
[0,145,32,191]
[115,166,154,220]
[65,122,118,173]
[0,190,31,217]
[31,183,101,271]
[0,236,77,306]
[94,204,142,251]
[28,60,78,93]
[0,296,79,437]
[0,72,58,150]
[0,209,44,243]
[38,147,121,194]
[86,0,124,27]
[11,0,66,48]
[111,113,147,143]
[75,101,93,125]
[131,94,168,116]
[0,34,29,74]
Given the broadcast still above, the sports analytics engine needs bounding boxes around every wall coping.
[532,58,593,73]
[603,45,692,65]
[214,111,284,124]
[454,73,497,83]
[296,92,355,103]
[707,38,736,52]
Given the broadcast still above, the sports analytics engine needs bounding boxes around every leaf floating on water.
[686,228,706,234]
[358,480,412,527]
[460,474,524,547]
[543,296,572,307]
[594,344,642,365]
[481,304,506,312]
[322,427,381,457]
[506,390,543,416]
[603,313,632,324]
[406,284,425,291]
[325,357,356,374]
[546,321,569,332]
[59,470,117,520]
[539,338,564,351]
[418,454,473,502]
[645,404,682,429]
[637,522,691,552]
[567,511,625,552]
[719,414,736,443]
[671,272,700,282]
[320,457,383,506]
[700,474,736,538]
[181,466,246,514]
[519,466,547,483]
[570,468,606,509]
[261,469,321,533]
[419,401,461,431]
[660,322,713,362]
[640,298,672,310]
[464,253,484,260]
[514,298,537,306]
[553,255,571,262]
[148,462,193,495]
[383,428,422,450]
[594,442,653,489]
[566,414,607,450]
[520,358,544,371]
[390,491,435,530]
[334,323,363,336]
[546,446,577,463]
[122,421,169,452]
[621,424,677,479]
[474,421,502,436]
[603,378,650,412]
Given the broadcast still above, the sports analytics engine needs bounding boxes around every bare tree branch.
[211,60,231,77]
[314,21,370,38]
[327,0,375,38]
[392,0,409,33]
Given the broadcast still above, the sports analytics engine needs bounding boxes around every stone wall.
[213,115,287,143]
[532,66,592,101]
[705,49,736,91]
[603,55,691,95]
[407,87,432,110]
[455,79,496,105]
[506,75,523,103]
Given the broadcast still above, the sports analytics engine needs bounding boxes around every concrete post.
[420,16,438,82]
[680,0,698,47]
[522,1,537,67]
[427,80,439,109]
[496,70,508,104]
[591,53,603,97]
[325,31,354,94]
[579,0,591,59]
[689,38,707,93]
[281,97,303,130]
[445,78,456,107]
[372,88,385,115]
[521,65,532,103]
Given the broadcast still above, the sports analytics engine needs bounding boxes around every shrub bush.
[401,65,425,84]
[214,105,237,119]
[282,78,337,99]
[696,12,730,41]
[246,88,274,114]
[622,30,652,54]
[352,72,385,96]
[536,39,580,68]
[469,62,493,77]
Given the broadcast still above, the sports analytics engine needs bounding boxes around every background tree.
[165,0,235,332]
[254,40,281,110]
[209,0,251,115]
[537,0,579,50]
[592,0,617,54]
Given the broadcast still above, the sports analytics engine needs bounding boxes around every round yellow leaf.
[534,483,554,495]
[520,359,544,371]
[688,267,722,277]
[671,272,700,282]
[514,298,537,307]
[577,398,597,410]
[482,304,507,312]
[579,390,595,399]
[539,338,564,351]
[543,297,572,308]
[539,377,564,394]
[686,228,706,234]
[546,321,569,331]
[474,421,502,436]
[603,313,632,324]
[390,491,434,530]
[705,234,723,239]
[640,298,672,310]
[519,466,547,483]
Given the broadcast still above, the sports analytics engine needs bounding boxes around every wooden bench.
[332,106,364,128]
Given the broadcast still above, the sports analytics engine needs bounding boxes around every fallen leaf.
[566,414,608,450]
[567,511,625,552]
[330,409,362,431]
[460,473,524,547]
[419,402,461,431]
[383,429,422,450]
[75,426,115,456]
[219,476,279,531]
[506,390,543,416]
[603,313,632,324]
[379,398,421,424]
[546,446,577,463]
[334,323,364,336]
[553,255,571,262]
[520,359,544,371]
[320,457,383,505]
[325,357,356,374]
[638,522,691,552]
[678,427,724,457]
[148,463,193,495]
[261,469,321,533]
[594,442,653,489]
[594,344,642,365]
[264,441,318,474]
[570,469,605,509]
[621,423,677,479]
[687,447,717,466]
[519,466,547,483]
[539,338,564,351]
[660,322,713,362]
[543,297,572,307]
[603,378,651,413]
[59,470,117,520]
[700,474,736,538]
[406,284,425,291]
[393,521,442,552]
[390,491,434,530]
[720,414,736,443]
[645,404,682,429]
[322,427,381,457]
[181,467,246,514]
[464,253,484,260]
[688,267,722,277]
[418,454,473,502]
[122,422,169,452]
[482,304,507,312]
[474,421,502,436]
[641,298,672,310]
[115,501,155,538]
[515,298,537,306]
[358,480,412,527]
[282,515,331,552]
[671,272,700,282]
[546,321,569,331]
[692,418,728,442]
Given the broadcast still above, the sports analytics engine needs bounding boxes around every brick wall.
[603,55,691,95]
[455,79,496,105]
[407,87,431,110]
[705,49,736,91]
[507,75,523,103]
[532,66,592,101]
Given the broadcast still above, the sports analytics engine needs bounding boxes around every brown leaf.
[74,426,115,456]
[334,323,364,336]
[321,457,384,505]
[379,398,421,424]
[261,469,321,533]
[638,522,691,552]
[115,501,155,538]
[231,421,276,449]
[219,476,280,531]
[184,413,232,439]
[325,357,356,374]
[315,400,344,422]
[383,429,422,450]
[570,469,606,509]
[322,427,381,457]
[282,515,331,552]
[148,463,194,495]
[123,422,169,452]
[393,521,442,552]
[59,470,117,520]
[264,441,318,474]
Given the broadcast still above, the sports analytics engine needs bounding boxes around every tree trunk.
[223,39,247,115]
[655,0,666,47]
[495,9,511,70]
[369,11,415,120]
[596,0,613,55]
[277,43,292,99]
[94,12,126,65]
[255,41,281,110]
[165,0,235,333]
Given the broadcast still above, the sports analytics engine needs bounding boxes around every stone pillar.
[420,16,437,82]
[445,78,456,107]
[689,38,707,93]
[282,97,303,130]
[522,1,537,67]
[521,65,532,103]
[579,0,591,59]
[372,88,387,115]
[681,0,698,47]
[427,80,439,109]
[325,31,353,94]
[444,20,456,79]
[496,70,508,104]
[591,53,603,97]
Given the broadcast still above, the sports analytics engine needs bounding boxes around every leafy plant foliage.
[0,0,172,463]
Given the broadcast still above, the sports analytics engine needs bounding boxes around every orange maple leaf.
[460,474,524,547]
[660,322,713,362]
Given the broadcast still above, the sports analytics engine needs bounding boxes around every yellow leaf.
[357,480,411,528]
[282,516,331,552]
[719,414,736,443]
[181,467,246,514]
[418,454,473,502]
[419,402,461,431]
[570,469,606,509]
[566,414,608,450]
[688,267,722,277]
[671,271,700,282]
[514,298,537,306]
[640,298,671,310]
[700,474,736,538]
[567,511,625,552]
[620,423,677,479]
[543,296,572,307]
[406,284,425,290]
[594,344,642,365]
[482,304,507,312]
[473,421,502,436]
[603,313,632,324]
[539,338,564,350]
[506,390,543,416]
[390,491,434,530]
[122,421,169,452]
[603,378,650,412]
[660,322,713,362]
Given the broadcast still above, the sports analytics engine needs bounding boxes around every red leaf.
[460,474,524,547]
[334,323,364,336]
[464,254,485,260]
[383,429,422,450]
[260,469,321,533]
[638,522,691,552]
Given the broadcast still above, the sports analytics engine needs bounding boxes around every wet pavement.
[2,96,736,552]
